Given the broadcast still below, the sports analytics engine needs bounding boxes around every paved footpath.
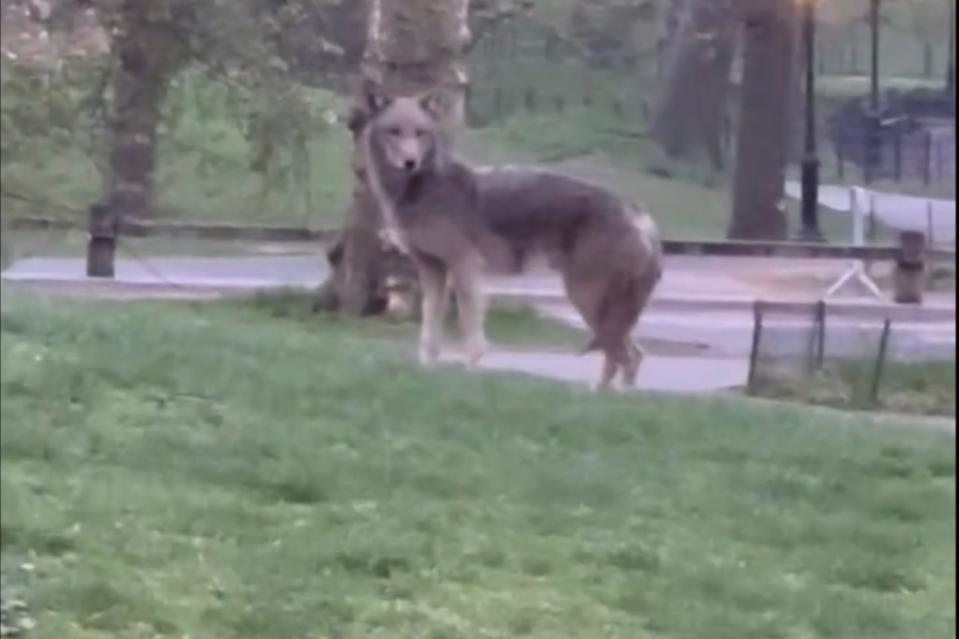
[2,253,954,405]
[439,348,748,394]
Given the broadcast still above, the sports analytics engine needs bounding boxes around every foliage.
[0,57,107,217]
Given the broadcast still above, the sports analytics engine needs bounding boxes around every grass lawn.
[1,290,955,639]
[754,359,957,418]
[242,288,588,351]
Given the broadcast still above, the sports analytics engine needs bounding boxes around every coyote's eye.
[415,129,426,138]
[387,127,401,137]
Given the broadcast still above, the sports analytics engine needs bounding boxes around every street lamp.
[864,0,881,184]
[948,1,955,99]
[798,0,823,241]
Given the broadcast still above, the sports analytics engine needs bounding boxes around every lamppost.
[798,0,823,241]
[948,1,955,99]
[864,0,881,184]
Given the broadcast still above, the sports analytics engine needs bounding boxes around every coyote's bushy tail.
[579,241,662,356]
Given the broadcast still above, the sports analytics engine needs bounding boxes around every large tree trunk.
[103,3,184,220]
[650,0,736,169]
[727,0,796,240]
[317,0,470,316]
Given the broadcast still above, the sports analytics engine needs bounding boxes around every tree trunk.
[650,0,736,169]
[656,0,686,79]
[319,0,470,316]
[103,3,184,220]
[727,0,796,240]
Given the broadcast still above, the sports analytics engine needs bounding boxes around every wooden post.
[86,202,117,278]
[836,144,845,180]
[893,230,926,304]
[922,130,932,186]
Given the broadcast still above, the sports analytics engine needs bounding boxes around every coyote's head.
[350,85,451,175]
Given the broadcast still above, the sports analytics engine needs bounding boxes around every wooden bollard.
[892,230,925,304]
[86,202,117,278]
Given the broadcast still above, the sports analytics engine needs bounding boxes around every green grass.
[241,288,587,351]
[1,290,955,638]
[755,359,957,418]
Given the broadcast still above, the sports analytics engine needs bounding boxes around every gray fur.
[359,94,663,389]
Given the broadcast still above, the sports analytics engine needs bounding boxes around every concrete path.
[784,181,956,243]
[538,301,956,362]
[3,251,954,380]
[3,254,954,317]
[439,349,749,394]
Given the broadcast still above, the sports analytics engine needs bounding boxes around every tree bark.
[319,0,470,316]
[103,3,185,220]
[650,0,736,169]
[727,0,796,240]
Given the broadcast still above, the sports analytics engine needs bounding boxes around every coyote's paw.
[418,341,440,367]
[463,337,489,371]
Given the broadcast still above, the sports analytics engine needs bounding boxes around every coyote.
[351,89,663,389]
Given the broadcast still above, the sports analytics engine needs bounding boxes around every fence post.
[523,87,535,111]
[836,144,845,180]
[86,201,117,278]
[936,136,944,180]
[893,129,902,181]
[869,318,892,405]
[814,300,826,372]
[922,130,932,186]
[747,301,765,394]
[893,230,926,304]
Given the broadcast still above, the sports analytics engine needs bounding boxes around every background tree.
[649,0,736,170]
[727,0,797,240]
[317,0,471,316]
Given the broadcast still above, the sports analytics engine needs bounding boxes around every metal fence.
[747,301,901,409]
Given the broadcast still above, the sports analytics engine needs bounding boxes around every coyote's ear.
[418,90,450,121]
[367,91,391,114]
[345,104,367,137]
[360,79,391,115]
